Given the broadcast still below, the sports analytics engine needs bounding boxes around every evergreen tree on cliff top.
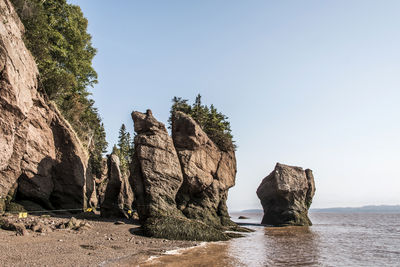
[11,0,107,175]
[116,124,132,176]
[169,94,236,152]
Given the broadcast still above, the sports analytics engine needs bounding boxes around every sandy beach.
[0,213,197,267]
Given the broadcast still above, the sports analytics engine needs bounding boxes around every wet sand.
[0,214,197,267]
[136,242,241,267]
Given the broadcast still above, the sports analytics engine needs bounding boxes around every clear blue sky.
[69,0,400,210]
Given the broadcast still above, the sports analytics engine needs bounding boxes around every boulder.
[0,0,93,212]
[100,153,134,218]
[172,111,236,227]
[0,219,28,236]
[256,163,316,226]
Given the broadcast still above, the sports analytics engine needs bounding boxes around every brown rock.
[30,221,51,233]
[100,153,134,218]
[130,110,183,221]
[0,219,28,236]
[95,158,109,206]
[172,112,236,226]
[129,110,241,241]
[256,163,316,226]
[0,0,93,212]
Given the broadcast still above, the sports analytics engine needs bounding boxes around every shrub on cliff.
[10,0,107,175]
[169,94,236,151]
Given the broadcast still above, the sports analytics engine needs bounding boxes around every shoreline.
[0,213,198,266]
[115,241,212,266]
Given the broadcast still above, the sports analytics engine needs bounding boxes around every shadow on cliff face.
[16,156,56,210]
[13,155,84,211]
[13,151,88,213]
[50,117,89,210]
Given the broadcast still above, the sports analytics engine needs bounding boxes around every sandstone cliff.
[257,163,316,226]
[0,0,93,212]
[130,110,243,241]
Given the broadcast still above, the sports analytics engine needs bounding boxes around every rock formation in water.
[130,110,242,241]
[0,0,93,212]
[172,111,236,227]
[256,163,316,226]
[100,153,134,218]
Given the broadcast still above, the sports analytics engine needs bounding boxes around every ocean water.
[143,212,400,266]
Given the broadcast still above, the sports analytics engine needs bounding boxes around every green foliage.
[169,94,236,151]
[11,0,107,175]
[11,0,97,99]
[114,124,134,176]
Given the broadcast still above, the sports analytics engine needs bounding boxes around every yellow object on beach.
[127,210,132,214]
[86,208,93,212]
[18,212,28,218]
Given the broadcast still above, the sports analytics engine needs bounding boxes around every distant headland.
[242,205,400,214]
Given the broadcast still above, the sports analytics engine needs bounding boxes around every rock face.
[95,158,109,206]
[256,163,316,226]
[172,111,236,226]
[130,110,240,241]
[0,0,93,212]
[100,153,134,218]
[131,110,183,221]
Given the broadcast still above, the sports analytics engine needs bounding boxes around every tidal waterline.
[141,212,400,266]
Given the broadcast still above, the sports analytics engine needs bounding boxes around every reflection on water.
[263,226,320,266]
[139,242,238,267]
[140,212,400,266]
[226,224,320,266]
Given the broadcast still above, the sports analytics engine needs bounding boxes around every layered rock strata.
[257,163,316,226]
[100,153,134,218]
[0,0,93,212]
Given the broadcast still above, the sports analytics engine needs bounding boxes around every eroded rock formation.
[100,153,134,218]
[172,111,236,227]
[257,163,316,226]
[130,110,183,221]
[0,0,93,212]
[130,110,241,241]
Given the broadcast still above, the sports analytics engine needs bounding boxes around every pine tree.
[168,96,191,128]
[169,94,235,151]
[117,124,132,176]
[191,94,208,128]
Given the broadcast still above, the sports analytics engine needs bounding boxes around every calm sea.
[142,212,400,266]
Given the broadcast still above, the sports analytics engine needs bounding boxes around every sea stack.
[257,163,316,226]
[172,111,237,227]
[130,109,241,241]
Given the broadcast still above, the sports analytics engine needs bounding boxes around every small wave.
[164,242,208,255]
[144,241,209,264]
